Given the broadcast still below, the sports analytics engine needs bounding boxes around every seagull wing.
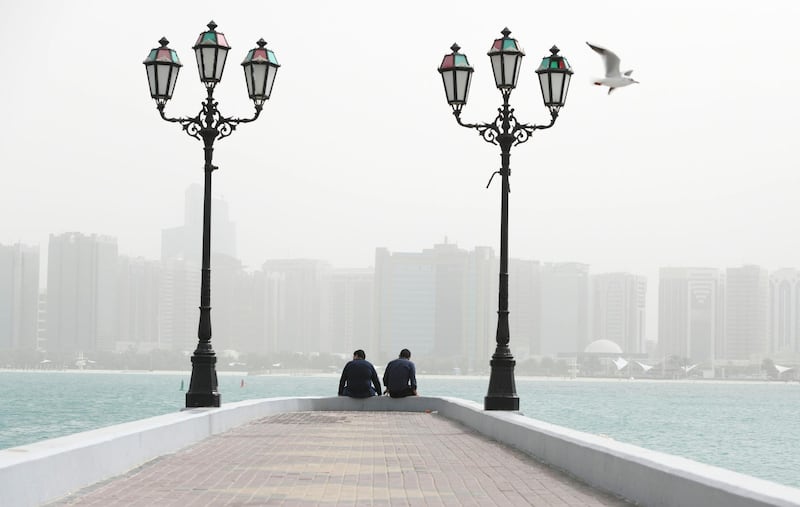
[587,42,621,78]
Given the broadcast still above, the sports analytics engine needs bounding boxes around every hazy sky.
[2,1,799,283]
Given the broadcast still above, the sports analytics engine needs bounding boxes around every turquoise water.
[2,371,799,489]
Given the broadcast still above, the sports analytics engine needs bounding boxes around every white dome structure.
[583,339,623,354]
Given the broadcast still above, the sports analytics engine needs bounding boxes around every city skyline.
[2,2,800,294]
[5,228,799,360]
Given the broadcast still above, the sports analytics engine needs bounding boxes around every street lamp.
[438,28,572,411]
[144,21,279,408]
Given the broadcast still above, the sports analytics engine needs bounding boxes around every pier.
[2,397,799,506]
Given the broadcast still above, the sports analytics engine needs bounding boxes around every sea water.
[1,371,799,489]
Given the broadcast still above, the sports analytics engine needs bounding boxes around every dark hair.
[399,348,411,359]
[353,349,366,359]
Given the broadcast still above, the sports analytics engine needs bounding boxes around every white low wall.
[1,396,798,507]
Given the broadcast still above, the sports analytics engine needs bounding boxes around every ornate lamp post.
[438,28,572,410]
[144,22,279,407]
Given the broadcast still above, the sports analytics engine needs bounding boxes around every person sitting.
[383,348,417,398]
[338,349,381,398]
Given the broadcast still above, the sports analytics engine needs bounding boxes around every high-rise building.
[252,270,285,356]
[658,267,724,364]
[725,265,769,361]
[37,290,47,351]
[158,258,200,352]
[46,233,118,355]
[591,272,647,354]
[261,259,331,355]
[464,247,496,373]
[769,268,800,355]
[321,268,374,355]
[539,262,590,356]
[375,247,437,360]
[509,258,540,359]
[161,184,237,263]
[116,256,160,351]
[0,243,40,350]
[374,243,496,369]
[209,254,254,355]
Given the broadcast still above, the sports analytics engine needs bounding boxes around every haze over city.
[2,1,800,343]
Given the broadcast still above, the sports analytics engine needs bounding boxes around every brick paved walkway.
[52,411,631,506]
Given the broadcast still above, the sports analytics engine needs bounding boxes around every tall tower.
[46,233,118,356]
[158,258,200,352]
[161,184,237,263]
[592,272,647,353]
[725,265,769,361]
[261,259,331,355]
[769,268,800,354]
[539,262,590,356]
[0,243,40,350]
[658,267,723,364]
[373,242,496,369]
[374,247,437,360]
[508,258,540,359]
[321,268,374,356]
[117,256,161,350]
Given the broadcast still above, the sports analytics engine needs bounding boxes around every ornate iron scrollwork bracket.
[451,103,559,188]
[157,100,262,142]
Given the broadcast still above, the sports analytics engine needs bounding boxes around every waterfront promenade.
[51,410,630,506]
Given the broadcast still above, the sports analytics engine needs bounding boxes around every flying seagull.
[586,42,638,94]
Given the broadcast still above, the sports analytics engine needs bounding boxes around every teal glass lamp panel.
[143,37,183,104]
[438,43,474,106]
[241,39,280,105]
[535,46,573,112]
[193,21,231,85]
[487,28,524,89]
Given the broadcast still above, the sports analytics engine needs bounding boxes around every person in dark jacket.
[338,349,381,398]
[383,348,417,398]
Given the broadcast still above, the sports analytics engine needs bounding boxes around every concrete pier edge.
[1,396,798,507]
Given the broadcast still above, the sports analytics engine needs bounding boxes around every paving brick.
[50,411,631,506]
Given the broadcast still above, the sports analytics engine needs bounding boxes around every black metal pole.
[485,91,519,411]
[450,58,559,411]
[186,89,221,408]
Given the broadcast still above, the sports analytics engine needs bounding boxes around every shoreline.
[1,368,797,385]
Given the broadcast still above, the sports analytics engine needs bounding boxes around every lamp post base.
[484,356,519,411]
[185,353,221,408]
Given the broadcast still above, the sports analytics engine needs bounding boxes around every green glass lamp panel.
[268,51,278,64]
[454,54,468,66]
[202,32,217,44]
[503,39,517,50]
[550,61,559,69]
[146,49,158,61]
